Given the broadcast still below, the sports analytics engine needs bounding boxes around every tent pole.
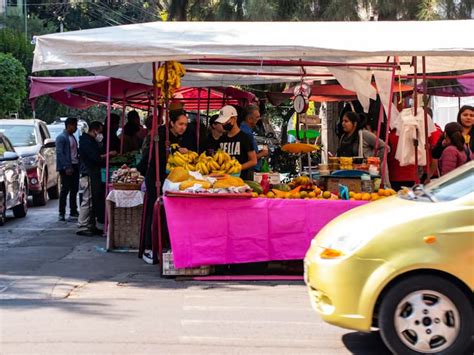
[381,63,396,187]
[422,56,430,179]
[153,62,163,270]
[412,56,420,184]
[104,78,112,236]
[374,98,385,155]
[196,88,202,153]
[206,87,211,128]
[120,92,126,154]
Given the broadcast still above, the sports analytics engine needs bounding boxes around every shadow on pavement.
[342,331,391,355]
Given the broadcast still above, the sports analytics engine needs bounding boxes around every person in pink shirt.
[439,122,473,176]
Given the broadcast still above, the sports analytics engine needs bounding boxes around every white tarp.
[32,20,474,87]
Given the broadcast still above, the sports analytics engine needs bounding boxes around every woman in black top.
[139,109,189,263]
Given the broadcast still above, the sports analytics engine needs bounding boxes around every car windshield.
[399,163,474,202]
[48,126,64,140]
[0,125,37,147]
[425,165,474,202]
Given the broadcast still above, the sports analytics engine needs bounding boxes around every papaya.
[271,189,288,198]
[272,183,290,192]
[245,180,263,194]
[167,166,190,183]
[179,180,212,190]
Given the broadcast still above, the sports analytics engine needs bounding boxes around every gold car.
[304,161,474,355]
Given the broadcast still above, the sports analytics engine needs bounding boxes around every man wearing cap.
[216,105,257,180]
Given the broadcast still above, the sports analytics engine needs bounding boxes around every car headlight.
[22,155,38,168]
[318,234,368,259]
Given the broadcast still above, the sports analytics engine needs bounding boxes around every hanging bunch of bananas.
[155,61,186,99]
[166,149,242,175]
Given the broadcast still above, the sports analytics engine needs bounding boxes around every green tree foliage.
[0,53,27,118]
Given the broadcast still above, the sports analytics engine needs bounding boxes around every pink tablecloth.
[163,197,367,268]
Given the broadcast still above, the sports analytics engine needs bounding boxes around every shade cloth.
[106,189,144,208]
[416,73,474,97]
[33,21,474,86]
[163,197,367,268]
[29,76,256,110]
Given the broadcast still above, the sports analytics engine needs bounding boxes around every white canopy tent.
[33,20,474,87]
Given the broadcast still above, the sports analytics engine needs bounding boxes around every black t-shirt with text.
[219,130,254,180]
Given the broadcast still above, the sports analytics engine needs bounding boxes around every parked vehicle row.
[0,117,87,226]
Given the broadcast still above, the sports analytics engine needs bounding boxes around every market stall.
[31,20,474,274]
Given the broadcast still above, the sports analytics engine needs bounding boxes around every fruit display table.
[163,196,367,268]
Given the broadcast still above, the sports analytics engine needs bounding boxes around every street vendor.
[337,112,387,159]
[215,105,257,180]
[139,109,189,264]
[240,104,269,174]
[205,114,224,156]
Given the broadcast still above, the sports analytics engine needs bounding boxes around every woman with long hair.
[433,105,474,159]
[337,112,387,159]
[140,109,189,264]
[439,122,473,175]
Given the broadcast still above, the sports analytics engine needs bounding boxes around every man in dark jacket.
[55,117,79,221]
[77,121,117,236]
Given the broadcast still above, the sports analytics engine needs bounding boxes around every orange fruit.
[361,193,371,201]
[349,191,355,198]
[387,188,396,196]
[378,188,385,196]
[322,191,331,199]
[259,194,266,198]
[308,191,316,198]
[285,192,292,199]
[267,191,275,198]
[314,187,321,196]
[251,192,259,198]
[354,193,362,200]
[300,191,308,199]
[384,189,392,197]
[371,193,379,201]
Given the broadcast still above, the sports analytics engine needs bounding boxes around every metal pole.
[422,56,430,178]
[196,88,202,153]
[205,87,211,128]
[381,65,397,186]
[104,78,112,235]
[24,0,27,41]
[120,92,126,154]
[412,56,420,184]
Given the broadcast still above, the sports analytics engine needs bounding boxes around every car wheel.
[48,175,60,199]
[33,176,47,206]
[0,189,6,226]
[379,275,473,355]
[12,190,27,218]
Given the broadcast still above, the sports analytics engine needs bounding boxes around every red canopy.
[29,76,256,111]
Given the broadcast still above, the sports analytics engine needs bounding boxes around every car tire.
[33,176,47,206]
[379,275,473,355]
[0,189,6,226]
[48,176,60,199]
[12,190,27,218]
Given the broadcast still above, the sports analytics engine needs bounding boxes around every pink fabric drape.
[163,197,367,268]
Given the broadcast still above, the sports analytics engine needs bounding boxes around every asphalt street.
[0,200,394,354]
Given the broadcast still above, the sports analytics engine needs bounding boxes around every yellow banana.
[200,163,209,175]
[173,155,186,166]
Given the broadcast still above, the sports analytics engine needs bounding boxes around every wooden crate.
[106,201,143,250]
[162,251,212,276]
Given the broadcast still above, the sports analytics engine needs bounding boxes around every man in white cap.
[216,105,257,180]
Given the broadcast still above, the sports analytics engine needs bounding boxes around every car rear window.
[0,125,37,147]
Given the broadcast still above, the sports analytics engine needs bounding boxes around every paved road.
[0,200,394,354]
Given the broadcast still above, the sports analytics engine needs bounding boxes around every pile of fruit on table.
[246,175,396,201]
[167,150,242,175]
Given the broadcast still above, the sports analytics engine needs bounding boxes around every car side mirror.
[44,138,56,148]
[1,151,19,161]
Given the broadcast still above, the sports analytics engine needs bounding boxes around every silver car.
[0,133,28,225]
[0,119,59,206]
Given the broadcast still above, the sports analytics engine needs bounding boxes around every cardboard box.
[254,172,281,185]
[325,176,374,194]
[162,251,211,277]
